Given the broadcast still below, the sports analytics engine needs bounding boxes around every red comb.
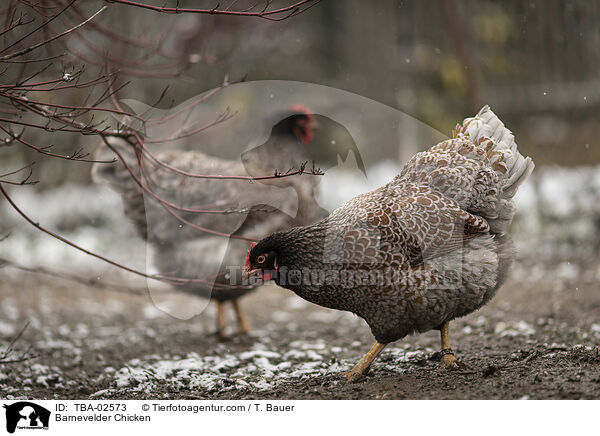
[289,104,314,123]
[289,104,315,144]
[245,242,257,271]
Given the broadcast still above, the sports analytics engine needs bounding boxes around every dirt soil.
[1,262,599,400]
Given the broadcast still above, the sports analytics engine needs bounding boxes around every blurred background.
[2,0,599,275]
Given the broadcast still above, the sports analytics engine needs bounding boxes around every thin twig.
[0,322,37,365]
[0,123,116,163]
[104,0,319,21]
[0,256,156,296]
[0,0,77,55]
[1,6,108,61]
[0,182,248,288]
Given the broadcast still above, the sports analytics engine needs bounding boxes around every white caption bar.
[0,400,595,436]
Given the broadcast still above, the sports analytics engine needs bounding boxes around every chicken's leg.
[215,301,228,341]
[344,342,387,381]
[439,321,459,369]
[232,299,251,335]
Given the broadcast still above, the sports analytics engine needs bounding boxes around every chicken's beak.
[242,268,260,281]
[242,268,274,282]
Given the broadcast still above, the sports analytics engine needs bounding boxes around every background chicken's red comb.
[245,242,257,271]
[289,104,314,123]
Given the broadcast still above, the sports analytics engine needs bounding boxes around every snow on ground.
[494,320,536,337]
[87,330,431,397]
[1,269,599,399]
[1,362,64,399]
[0,183,151,284]
[74,335,600,398]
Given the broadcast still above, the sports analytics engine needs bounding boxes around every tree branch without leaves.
[104,0,320,21]
[0,323,37,365]
[0,0,323,289]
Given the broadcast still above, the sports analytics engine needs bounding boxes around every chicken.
[245,106,534,379]
[93,106,323,339]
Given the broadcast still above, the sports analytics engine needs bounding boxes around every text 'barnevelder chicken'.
[245,106,534,380]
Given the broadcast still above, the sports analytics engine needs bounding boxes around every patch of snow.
[472,316,487,327]
[271,311,293,322]
[1,298,19,321]
[57,324,71,336]
[317,159,401,212]
[142,304,165,320]
[554,262,579,282]
[22,364,64,388]
[289,340,327,351]
[495,321,536,337]
[239,350,281,360]
[0,321,16,337]
[0,184,146,278]
[96,341,427,396]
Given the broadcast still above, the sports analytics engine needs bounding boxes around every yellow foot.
[232,299,252,336]
[215,301,228,342]
[343,342,387,382]
[439,353,459,369]
[343,366,370,382]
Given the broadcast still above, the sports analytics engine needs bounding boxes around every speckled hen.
[245,106,534,380]
[93,106,323,339]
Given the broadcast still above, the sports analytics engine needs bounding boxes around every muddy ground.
[0,260,599,400]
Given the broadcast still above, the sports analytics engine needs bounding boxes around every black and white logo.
[3,402,50,434]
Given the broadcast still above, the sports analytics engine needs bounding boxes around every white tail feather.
[461,105,535,200]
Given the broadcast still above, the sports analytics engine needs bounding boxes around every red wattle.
[245,242,257,271]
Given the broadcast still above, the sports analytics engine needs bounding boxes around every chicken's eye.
[256,255,266,264]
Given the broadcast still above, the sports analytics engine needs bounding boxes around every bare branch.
[0,123,116,162]
[0,323,37,365]
[102,137,259,239]
[0,11,34,38]
[104,0,320,21]
[1,5,108,61]
[0,52,66,63]
[0,0,76,55]
[0,163,37,185]
[0,0,321,290]
[0,256,154,296]
[0,182,249,288]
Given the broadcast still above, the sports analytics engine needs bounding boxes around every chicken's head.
[267,104,317,145]
[289,104,317,145]
[244,241,278,281]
